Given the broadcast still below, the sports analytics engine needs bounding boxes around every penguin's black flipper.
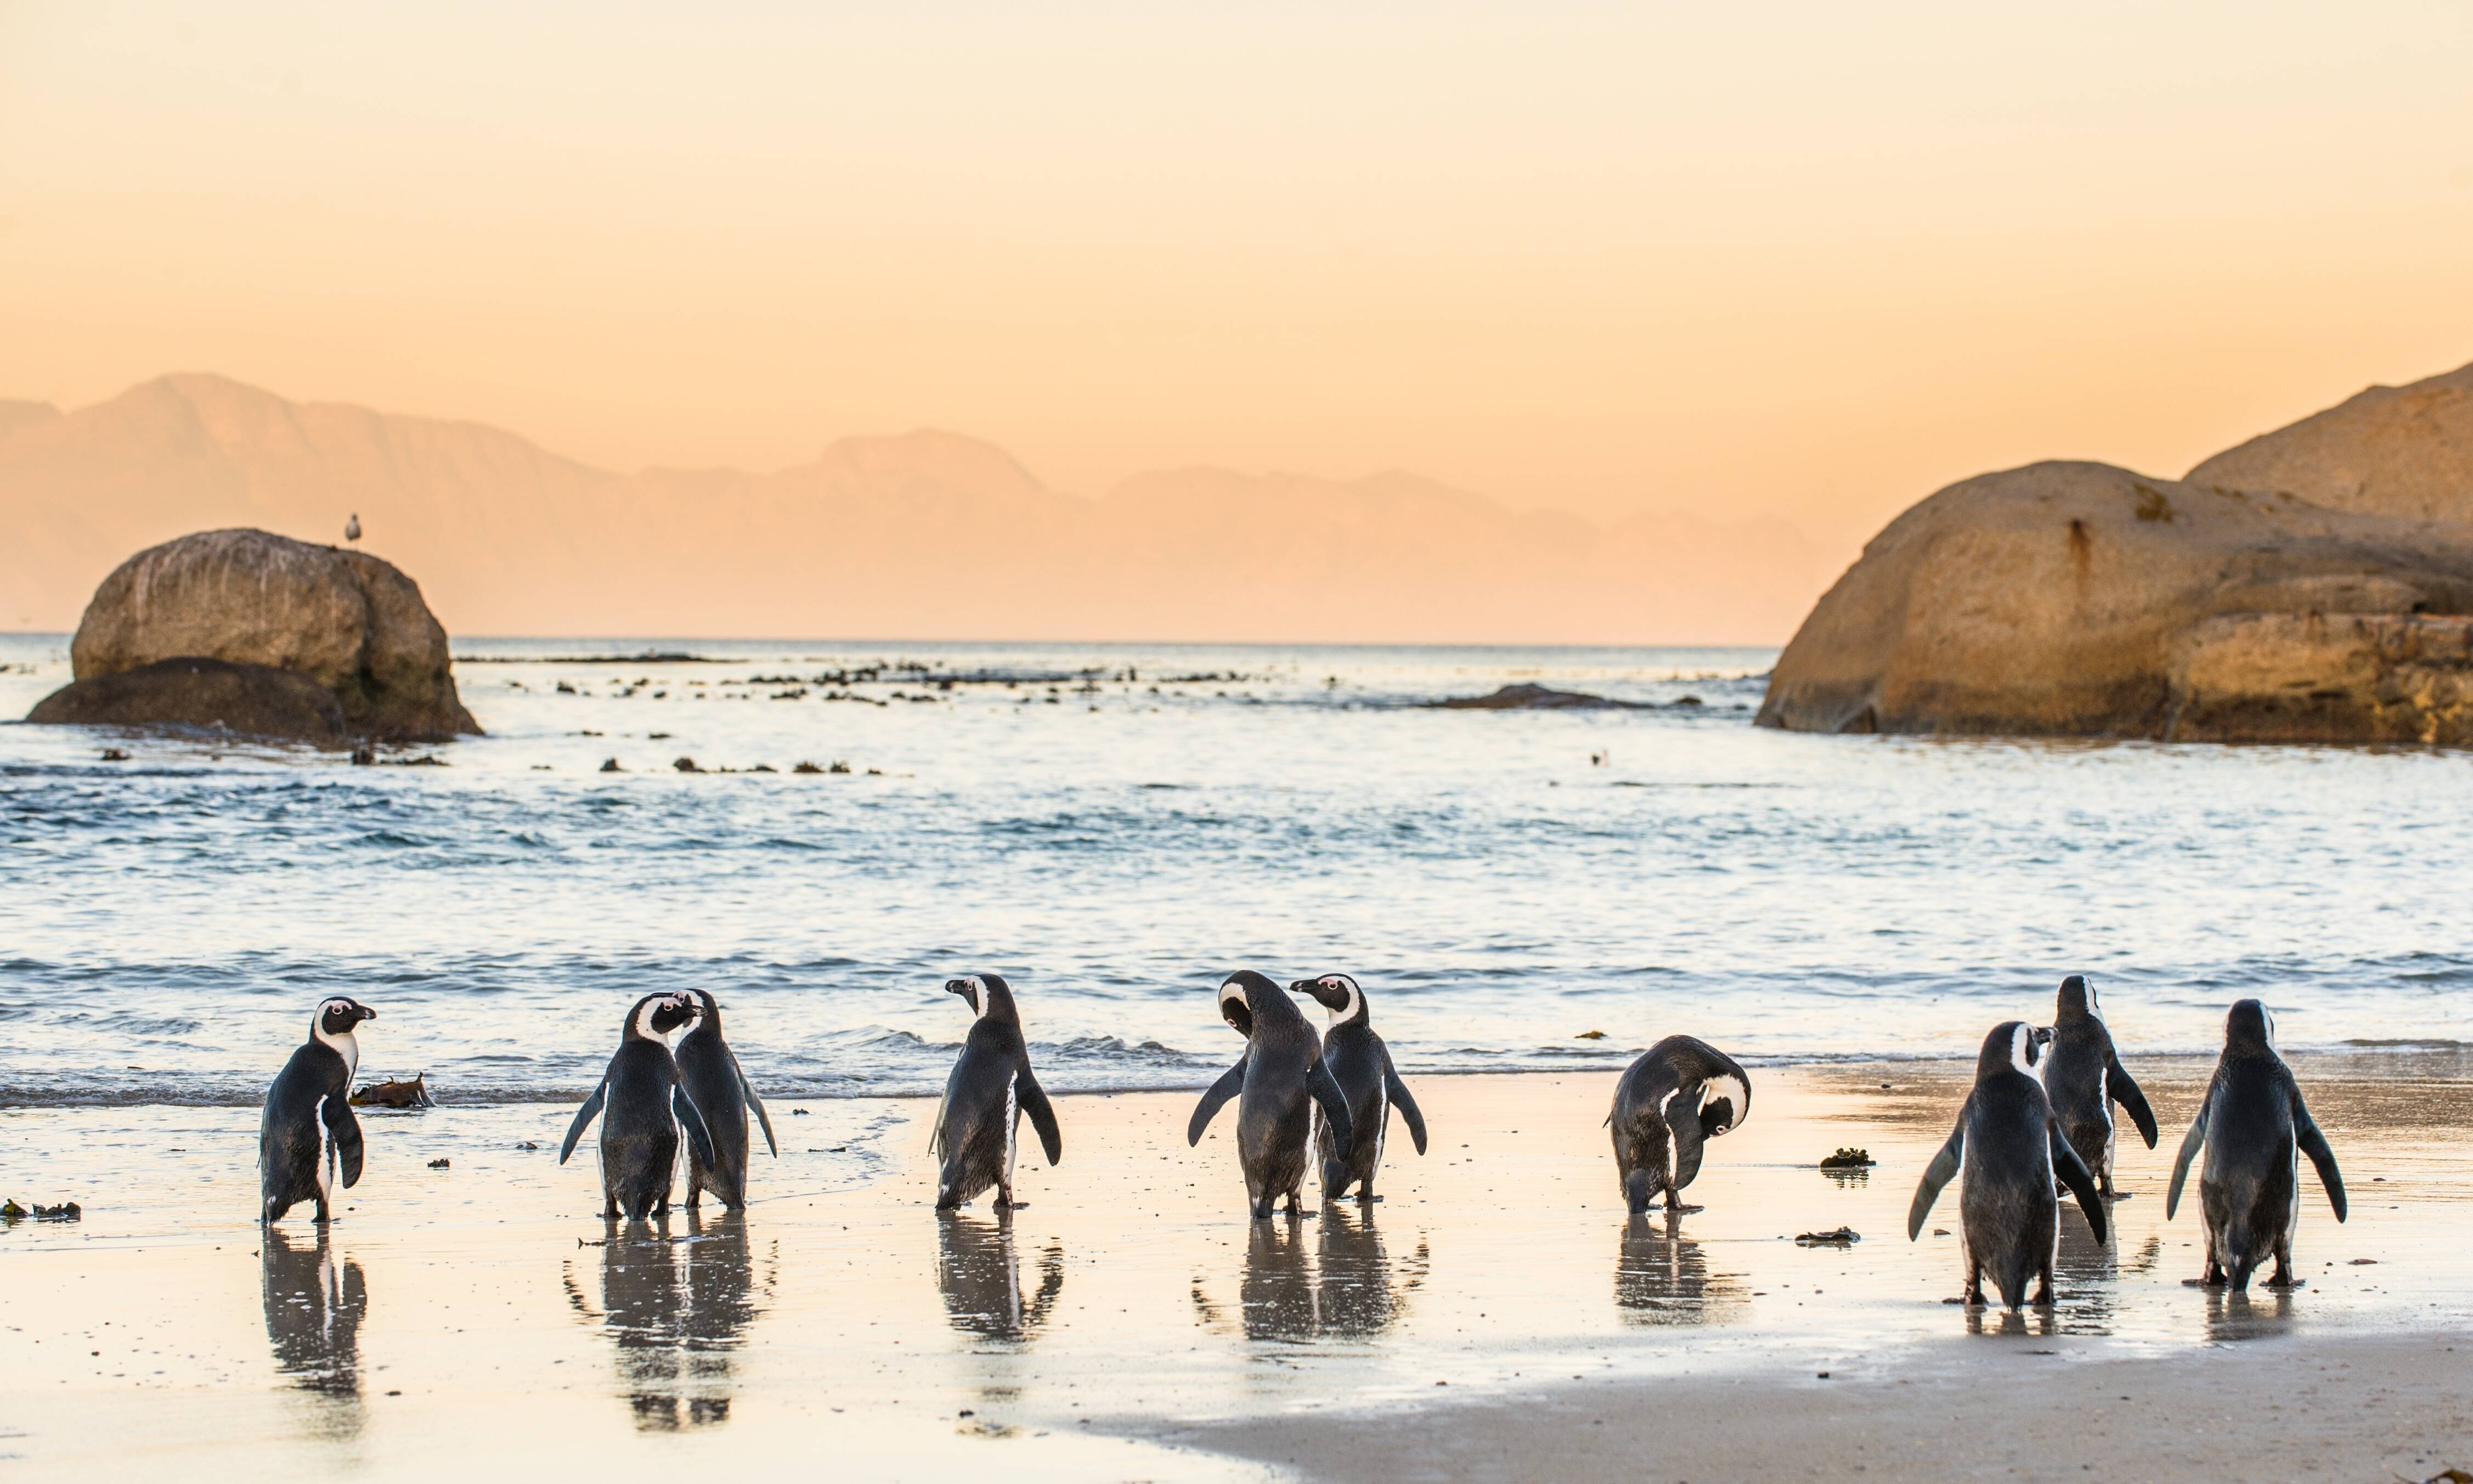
[673,1083,719,1172]
[2165,1103,2210,1220]
[2049,1123,2109,1243]
[1307,1059,1354,1161]
[1383,1053,1428,1155]
[2293,1091,2346,1221]
[1667,1099,1708,1190]
[559,1080,607,1165]
[2107,1052,2159,1149]
[1018,1066,1063,1165]
[1907,1113,1965,1240]
[1188,1056,1246,1146]
[737,1056,778,1158]
[324,1094,365,1189]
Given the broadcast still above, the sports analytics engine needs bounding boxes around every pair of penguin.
[1187,971,1429,1218]
[560,989,778,1219]
[1909,978,2346,1308]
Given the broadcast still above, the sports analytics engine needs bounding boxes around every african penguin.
[2166,999,2346,1290]
[560,992,719,1220]
[1606,1035,1751,1216]
[931,974,1062,1210]
[1909,1021,2110,1310]
[1187,970,1355,1219]
[2040,974,2158,1198]
[675,988,778,1211]
[259,996,378,1225]
[1294,973,1427,1202]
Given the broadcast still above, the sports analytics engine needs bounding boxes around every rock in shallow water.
[54,527,479,742]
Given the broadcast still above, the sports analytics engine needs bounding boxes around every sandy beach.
[5,1056,2468,1481]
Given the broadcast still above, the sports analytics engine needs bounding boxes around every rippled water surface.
[3,634,2468,1107]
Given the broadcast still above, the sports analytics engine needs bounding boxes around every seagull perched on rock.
[344,513,362,544]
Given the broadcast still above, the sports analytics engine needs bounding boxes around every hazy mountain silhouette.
[0,374,1834,641]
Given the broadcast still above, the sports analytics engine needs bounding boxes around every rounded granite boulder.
[39,527,479,742]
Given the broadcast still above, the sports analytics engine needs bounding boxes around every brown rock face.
[2188,360,2473,525]
[63,528,478,741]
[28,657,350,747]
[1755,462,2473,742]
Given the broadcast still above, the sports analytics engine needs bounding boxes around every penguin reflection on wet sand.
[933,974,1062,1210]
[2167,999,2346,1291]
[1292,973,1427,1202]
[2041,975,2158,1198]
[561,992,719,1220]
[261,1226,368,1408]
[260,996,378,1225]
[1606,1035,1750,1215]
[1616,1211,1747,1326]
[1189,970,1354,1219]
[935,1211,1065,1341]
[564,1214,767,1431]
[675,988,778,1211]
[1909,1022,2109,1311]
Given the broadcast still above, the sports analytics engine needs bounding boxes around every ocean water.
[2,634,2468,1109]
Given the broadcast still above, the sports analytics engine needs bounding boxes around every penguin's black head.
[315,997,376,1039]
[1291,973,1364,1024]
[945,974,1014,1021]
[1699,1070,1751,1137]
[1217,972,1277,1040]
[2056,975,2100,1022]
[1978,1020,2049,1079]
[627,992,695,1041]
[2225,998,2276,1052]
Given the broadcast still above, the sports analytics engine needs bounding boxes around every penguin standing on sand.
[2040,974,2158,1198]
[561,992,718,1220]
[2167,999,2346,1290]
[1188,971,1355,1219]
[933,974,1063,1210]
[1909,1022,2110,1310]
[1294,973,1426,1202]
[675,988,778,1211]
[1606,1035,1751,1215]
[259,996,379,1224]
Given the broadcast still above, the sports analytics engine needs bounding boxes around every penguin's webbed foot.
[1665,1201,1704,1215]
[2031,1283,2054,1307]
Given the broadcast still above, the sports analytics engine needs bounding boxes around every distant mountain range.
[0,374,1841,642]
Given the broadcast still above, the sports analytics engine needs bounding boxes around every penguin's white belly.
[313,1095,336,1199]
[1001,1074,1018,1180]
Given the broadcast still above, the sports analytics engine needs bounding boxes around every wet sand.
[3,1057,2468,1481]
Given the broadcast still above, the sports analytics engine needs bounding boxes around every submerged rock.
[1429,683,1650,710]
[29,657,349,746]
[44,527,479,742]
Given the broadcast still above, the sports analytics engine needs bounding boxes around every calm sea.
[2,634,2466,1108]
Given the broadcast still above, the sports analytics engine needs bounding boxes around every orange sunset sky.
[3,3,2471,640]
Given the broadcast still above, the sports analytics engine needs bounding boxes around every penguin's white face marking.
[1700,1072,1750,1136]
[310,998,366,1078]
[950,975,988,1018]
[2009,1024,2047,1075]
[1218,978,1249,1026]
[1316,974,1363,1026]
[632,994,691,1045]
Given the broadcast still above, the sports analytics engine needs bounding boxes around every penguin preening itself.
[1909,1022,2110,1310]
[674,988,777,1211]
[1606,1035,1751,1215]
[561,992,719,1220]
[2166,999,2346,1290]
[2040,974,2157,1198]
[932,974,1062,1210]
[259,996,379,1225]
[1188,971,1355,1219]
[1292,973,1427,1202]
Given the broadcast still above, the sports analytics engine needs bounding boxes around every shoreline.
[5,1063,2468,1481]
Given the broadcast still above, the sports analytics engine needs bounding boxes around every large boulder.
[48,528,478,741]
[1755,461,2473,742]
[27,657,349,747]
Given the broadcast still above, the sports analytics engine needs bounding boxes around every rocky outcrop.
[47,528,478,741]
[2188,360,2473,525]
[1755,461,2473,742]
[27,657,350,746]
